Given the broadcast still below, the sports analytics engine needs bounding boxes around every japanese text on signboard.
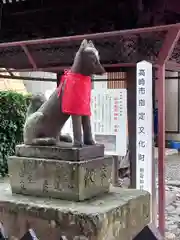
[136,61,152,195]
[137,68,146,190]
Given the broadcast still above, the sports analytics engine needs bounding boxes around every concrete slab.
[154,148,178,160]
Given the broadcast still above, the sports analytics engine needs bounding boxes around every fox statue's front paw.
[73,140,84,148]
[73,143,84,148]
[84,139,96,145]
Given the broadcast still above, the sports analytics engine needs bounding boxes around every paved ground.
[162,154,180,239]
[119,152,180,239]
[165,154,180,181]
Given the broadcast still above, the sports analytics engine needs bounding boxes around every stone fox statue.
[23,39,105,147]
[26,93,72,143]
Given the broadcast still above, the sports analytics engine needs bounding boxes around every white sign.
[91,89,127,156]
[136,60,153,195]
[62,89,127,156]
[92,73,108,89]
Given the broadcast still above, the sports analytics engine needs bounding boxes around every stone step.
[15,144,104,161]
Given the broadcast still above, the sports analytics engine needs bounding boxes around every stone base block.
[15,144,104,161]
[8,155,112,201]
[0,181,150,240]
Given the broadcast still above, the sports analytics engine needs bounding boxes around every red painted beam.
[0,60,179,73]
[0,23,180,48]
[21,44,37,69]
[0,63,137,73]
[156,27,180,65]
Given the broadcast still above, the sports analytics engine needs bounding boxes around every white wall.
[154,71,180,141]
[20,71,56,98]
[164,71,180,141]
[165,71,179,132]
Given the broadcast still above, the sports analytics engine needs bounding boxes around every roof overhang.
[0,23,180,73]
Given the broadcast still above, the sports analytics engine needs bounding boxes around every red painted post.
[157,65,165,235]
[21,44,37,69]
[156,27,180,235]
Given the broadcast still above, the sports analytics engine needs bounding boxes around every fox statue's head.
[71,39,106,76]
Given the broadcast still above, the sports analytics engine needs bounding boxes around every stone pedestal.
[0,180,150,240]
[8,144,112,201]
[4,144,152,239]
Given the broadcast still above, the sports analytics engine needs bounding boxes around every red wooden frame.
[0,23,179,72]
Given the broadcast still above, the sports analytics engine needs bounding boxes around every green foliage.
[0,91,31,177]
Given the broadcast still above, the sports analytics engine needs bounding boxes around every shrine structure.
[0,0,180,238]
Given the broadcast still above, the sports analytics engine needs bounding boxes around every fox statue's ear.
[88,40,95,48]
[79,39,88,51]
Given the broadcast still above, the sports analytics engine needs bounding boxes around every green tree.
[0,91,31,177]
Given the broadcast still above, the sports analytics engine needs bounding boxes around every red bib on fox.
[58,71,91,116]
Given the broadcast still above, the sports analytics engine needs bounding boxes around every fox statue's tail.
[25,94,72,145]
